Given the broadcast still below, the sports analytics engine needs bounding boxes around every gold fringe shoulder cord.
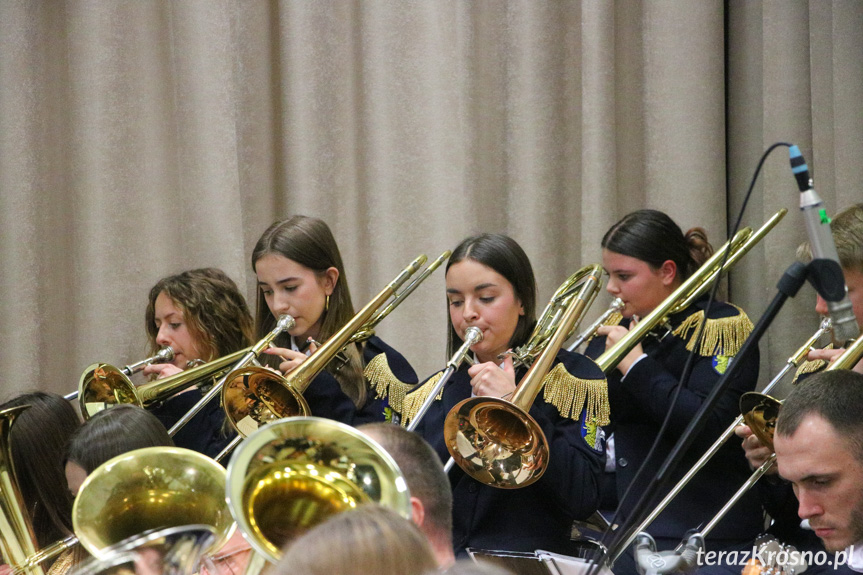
[541,363,610,426]
[398,370,446,428]
[671,305,754,357]
[363,353,416,416]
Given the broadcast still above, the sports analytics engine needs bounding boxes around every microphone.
[790,145,860,343]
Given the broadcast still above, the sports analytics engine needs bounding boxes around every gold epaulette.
[399,370,445,428]
[671,304,753,357]
[363,353,417,416]
[791,343,832,384]
[542,363,610,425]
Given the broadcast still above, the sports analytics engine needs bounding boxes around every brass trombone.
[567,298,625,353]
[166,313,296,436]
[594,208,787,375]
[442,264,604,489]
[69,346,175,403]
[77,346,254,420]
[608,317,834,562]
[213,254,433,460]
[224,416,411,568]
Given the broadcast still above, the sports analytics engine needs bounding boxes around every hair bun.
[684,227,714,268]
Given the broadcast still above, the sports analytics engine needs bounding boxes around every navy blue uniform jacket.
[410,350,606,556]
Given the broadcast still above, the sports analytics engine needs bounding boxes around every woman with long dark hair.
[404,233,608,556]
[251,215,417,425]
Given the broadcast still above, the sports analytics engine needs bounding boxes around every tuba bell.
[225,417,411,566]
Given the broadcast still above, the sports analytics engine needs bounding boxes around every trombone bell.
[221,366,310,436]
[444,397,548,489]
[740,392,782,452]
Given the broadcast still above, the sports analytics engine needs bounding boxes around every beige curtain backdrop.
[0,1,860,401]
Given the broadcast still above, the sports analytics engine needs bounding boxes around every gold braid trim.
[671,305,753,357]
[46,544,87,575]
[542,363,610,425]
[363,353,415,416]
[791,343,832,384]
[399,370,446,428]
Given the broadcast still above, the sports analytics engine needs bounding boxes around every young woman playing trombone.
[403,233,609,557]
[144,267,255,459]
[585,209,763,574]
[251,215,418,425]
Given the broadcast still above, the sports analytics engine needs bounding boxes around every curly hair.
[145,268,255,361]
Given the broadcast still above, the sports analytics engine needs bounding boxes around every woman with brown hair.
[252,215,417,425]
[142,267,255,458]
[586,209,762,574]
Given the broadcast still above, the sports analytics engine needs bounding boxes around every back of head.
[145,267,255,360]
[0,392,80,546]
[797,203,863,273]
[602,209,714,282]
[66,405,174,473]
[446,233,537,356]
[776,370,863,460]
[359,423,453,543]
[274,504,438,575]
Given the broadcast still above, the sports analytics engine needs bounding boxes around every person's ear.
[322,267,339,296]
[410,496,425,527]
[658,260,677,286]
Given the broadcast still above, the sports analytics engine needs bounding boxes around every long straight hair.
[445,233,538,359]
[0,392,80,548]
[252,215,366,408]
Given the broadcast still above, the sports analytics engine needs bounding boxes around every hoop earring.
[325,294,330,312]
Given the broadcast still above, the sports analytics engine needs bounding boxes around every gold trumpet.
[225,416,411,568]
[442,264,604,489]
[213,254,432,460]
[594,208,787,375]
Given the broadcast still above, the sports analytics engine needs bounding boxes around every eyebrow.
[258,277,299,286]
[446,283,497,295]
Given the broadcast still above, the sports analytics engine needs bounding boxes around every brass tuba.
[72,447,234,559]
[0,405,50,575]
[225,417,411,566]
[443,264,604,489]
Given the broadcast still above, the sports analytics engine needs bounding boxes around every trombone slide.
[405,327,482,432]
